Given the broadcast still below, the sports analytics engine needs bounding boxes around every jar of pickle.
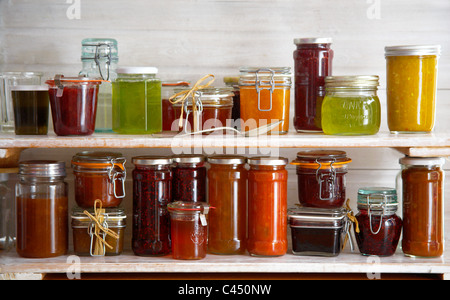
[355,187,402,257]
[239,68,292,135]
[132,156,173,256]
[291,150,352,209]
[162,81,190,131]
[207,155,247,255]
[72,151,126,208]
[15,161,68,258]
[247,157,288,257]
[400,156,445,258]
[385,45,441,133]
[172,154,207,203]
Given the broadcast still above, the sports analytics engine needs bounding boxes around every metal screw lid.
[19,160,66,177]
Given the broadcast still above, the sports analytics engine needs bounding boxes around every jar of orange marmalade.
[72,151,126,208]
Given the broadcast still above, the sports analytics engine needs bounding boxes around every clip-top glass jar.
[322,76,381,135]
[355,187,402,257]
[293,38,334,133]
[400,156,445,258]
[239,67,292,135]
[15,161,68,258]
[172,154,207,203]
[72,151,126,208]
[385,45,441,133]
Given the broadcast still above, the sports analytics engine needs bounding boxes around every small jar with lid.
[321,76,381,136]
[239,68,292,135]
[15,161,68,258]
[355,187,402,257]
[71,207,126,256]
[292,150,352,209]
[72,151,126,208]
[112,67,162,134]
[162,81,190,131]
[172,154,207,203]
[132,156,173,256]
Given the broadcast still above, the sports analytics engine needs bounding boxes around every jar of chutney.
[172,154,207,203]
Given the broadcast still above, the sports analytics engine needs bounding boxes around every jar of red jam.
[162,81,190,131]
[292,150,352,209]
[247,157,288,257]
[72,151,126,208]
[46,75,103,136]
[293,38,333,132]
[172,154,207,203]
[132,156,173,256]
[355,187,402,257]
[167,201,210,260]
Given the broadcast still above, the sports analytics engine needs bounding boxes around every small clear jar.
[355,187,402,257]
[162,80,190,131]
[322,76,381,135]
[15,161,68,258]
[172,155,207,203]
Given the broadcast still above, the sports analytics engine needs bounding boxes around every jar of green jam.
[112,67,162,134]
[321,76,381,136]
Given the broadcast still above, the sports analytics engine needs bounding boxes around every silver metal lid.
[207,155,247,165]
[172,154,206,164]
[132,156,173,166]
[288,207,348,228]
[248,156,288,166]
[294,37,333,45]
[399,156,445,166]
[385,45,441,57]
[325,75,379,88]
[19,160,66,177]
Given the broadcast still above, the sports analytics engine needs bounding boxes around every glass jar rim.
[116,66,158,74]
[167,201,210,213]
[399,156,445,166]
[385,45,441,57]
[294,37,333,45]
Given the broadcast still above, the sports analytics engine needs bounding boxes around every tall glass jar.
[0,173,14,250]
[172,155,207,203]
[355,187,402,257]
[247,157,288,257]
[400,156,445,258]
[293,38,333,133]
[79,38,118,133]
[207,155,247,255]
[385,45,441,133]
[322,76,381,136]
[132,156,173,256]
[112,67,162,134]
[15,161,68,258]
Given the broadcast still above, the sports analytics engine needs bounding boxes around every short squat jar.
[172,155,207,203]
[355,187,402,257]
[322,76,381,135]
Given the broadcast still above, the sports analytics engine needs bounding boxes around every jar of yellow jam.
[385,45,441,134]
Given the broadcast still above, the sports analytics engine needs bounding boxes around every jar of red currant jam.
[354,187,402,257]
[172,154,207,203]
[132,156,173,256]
[291,150,352,209]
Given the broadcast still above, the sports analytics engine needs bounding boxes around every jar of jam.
[292,150,352,209]
[293,38,333,133]
[239,68,292,135]
[15,160,68,258]
[167,201,210,260]
[400,156,445,258]
[162,81,190,131]
[385,45,441,133]
[72,151,126,208]
[207,155,247,255]
[322,76,381,136]
[172,154,207,203]
[288,207,349,257]
[46,75,103,136]
[355,187,402,257]
[247,157,288,257]
[132,156,173,256]
[71,207,126,256]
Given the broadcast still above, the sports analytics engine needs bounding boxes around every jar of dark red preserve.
[172,154,207,203]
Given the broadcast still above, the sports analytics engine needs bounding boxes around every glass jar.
[385,45,441,133]
[355,187,402,257]
[322,76,381,135]
[400,156,445,258]
[71,207,126,256]
[46,75,103,136]
[15,161,68,258]
[292,150,352,209]
[247,157,288,257]
[112,67,162,134]
[79,38,118,133]
[167,201,210,260]
[224,76,241,129]
[239,67,292,135]
[172,154,207,203]
[207,155,247,255]
[132,156,173,256]
[71,151,126,208]
[162,80,190,131]
[288,207,348,257]
[293,38,334,133]
[172,88,234,133]
[0,173,15,250]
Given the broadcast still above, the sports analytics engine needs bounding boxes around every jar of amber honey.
[15,161,68,258]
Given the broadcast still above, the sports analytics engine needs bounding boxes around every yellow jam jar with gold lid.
[385,45,441,134]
